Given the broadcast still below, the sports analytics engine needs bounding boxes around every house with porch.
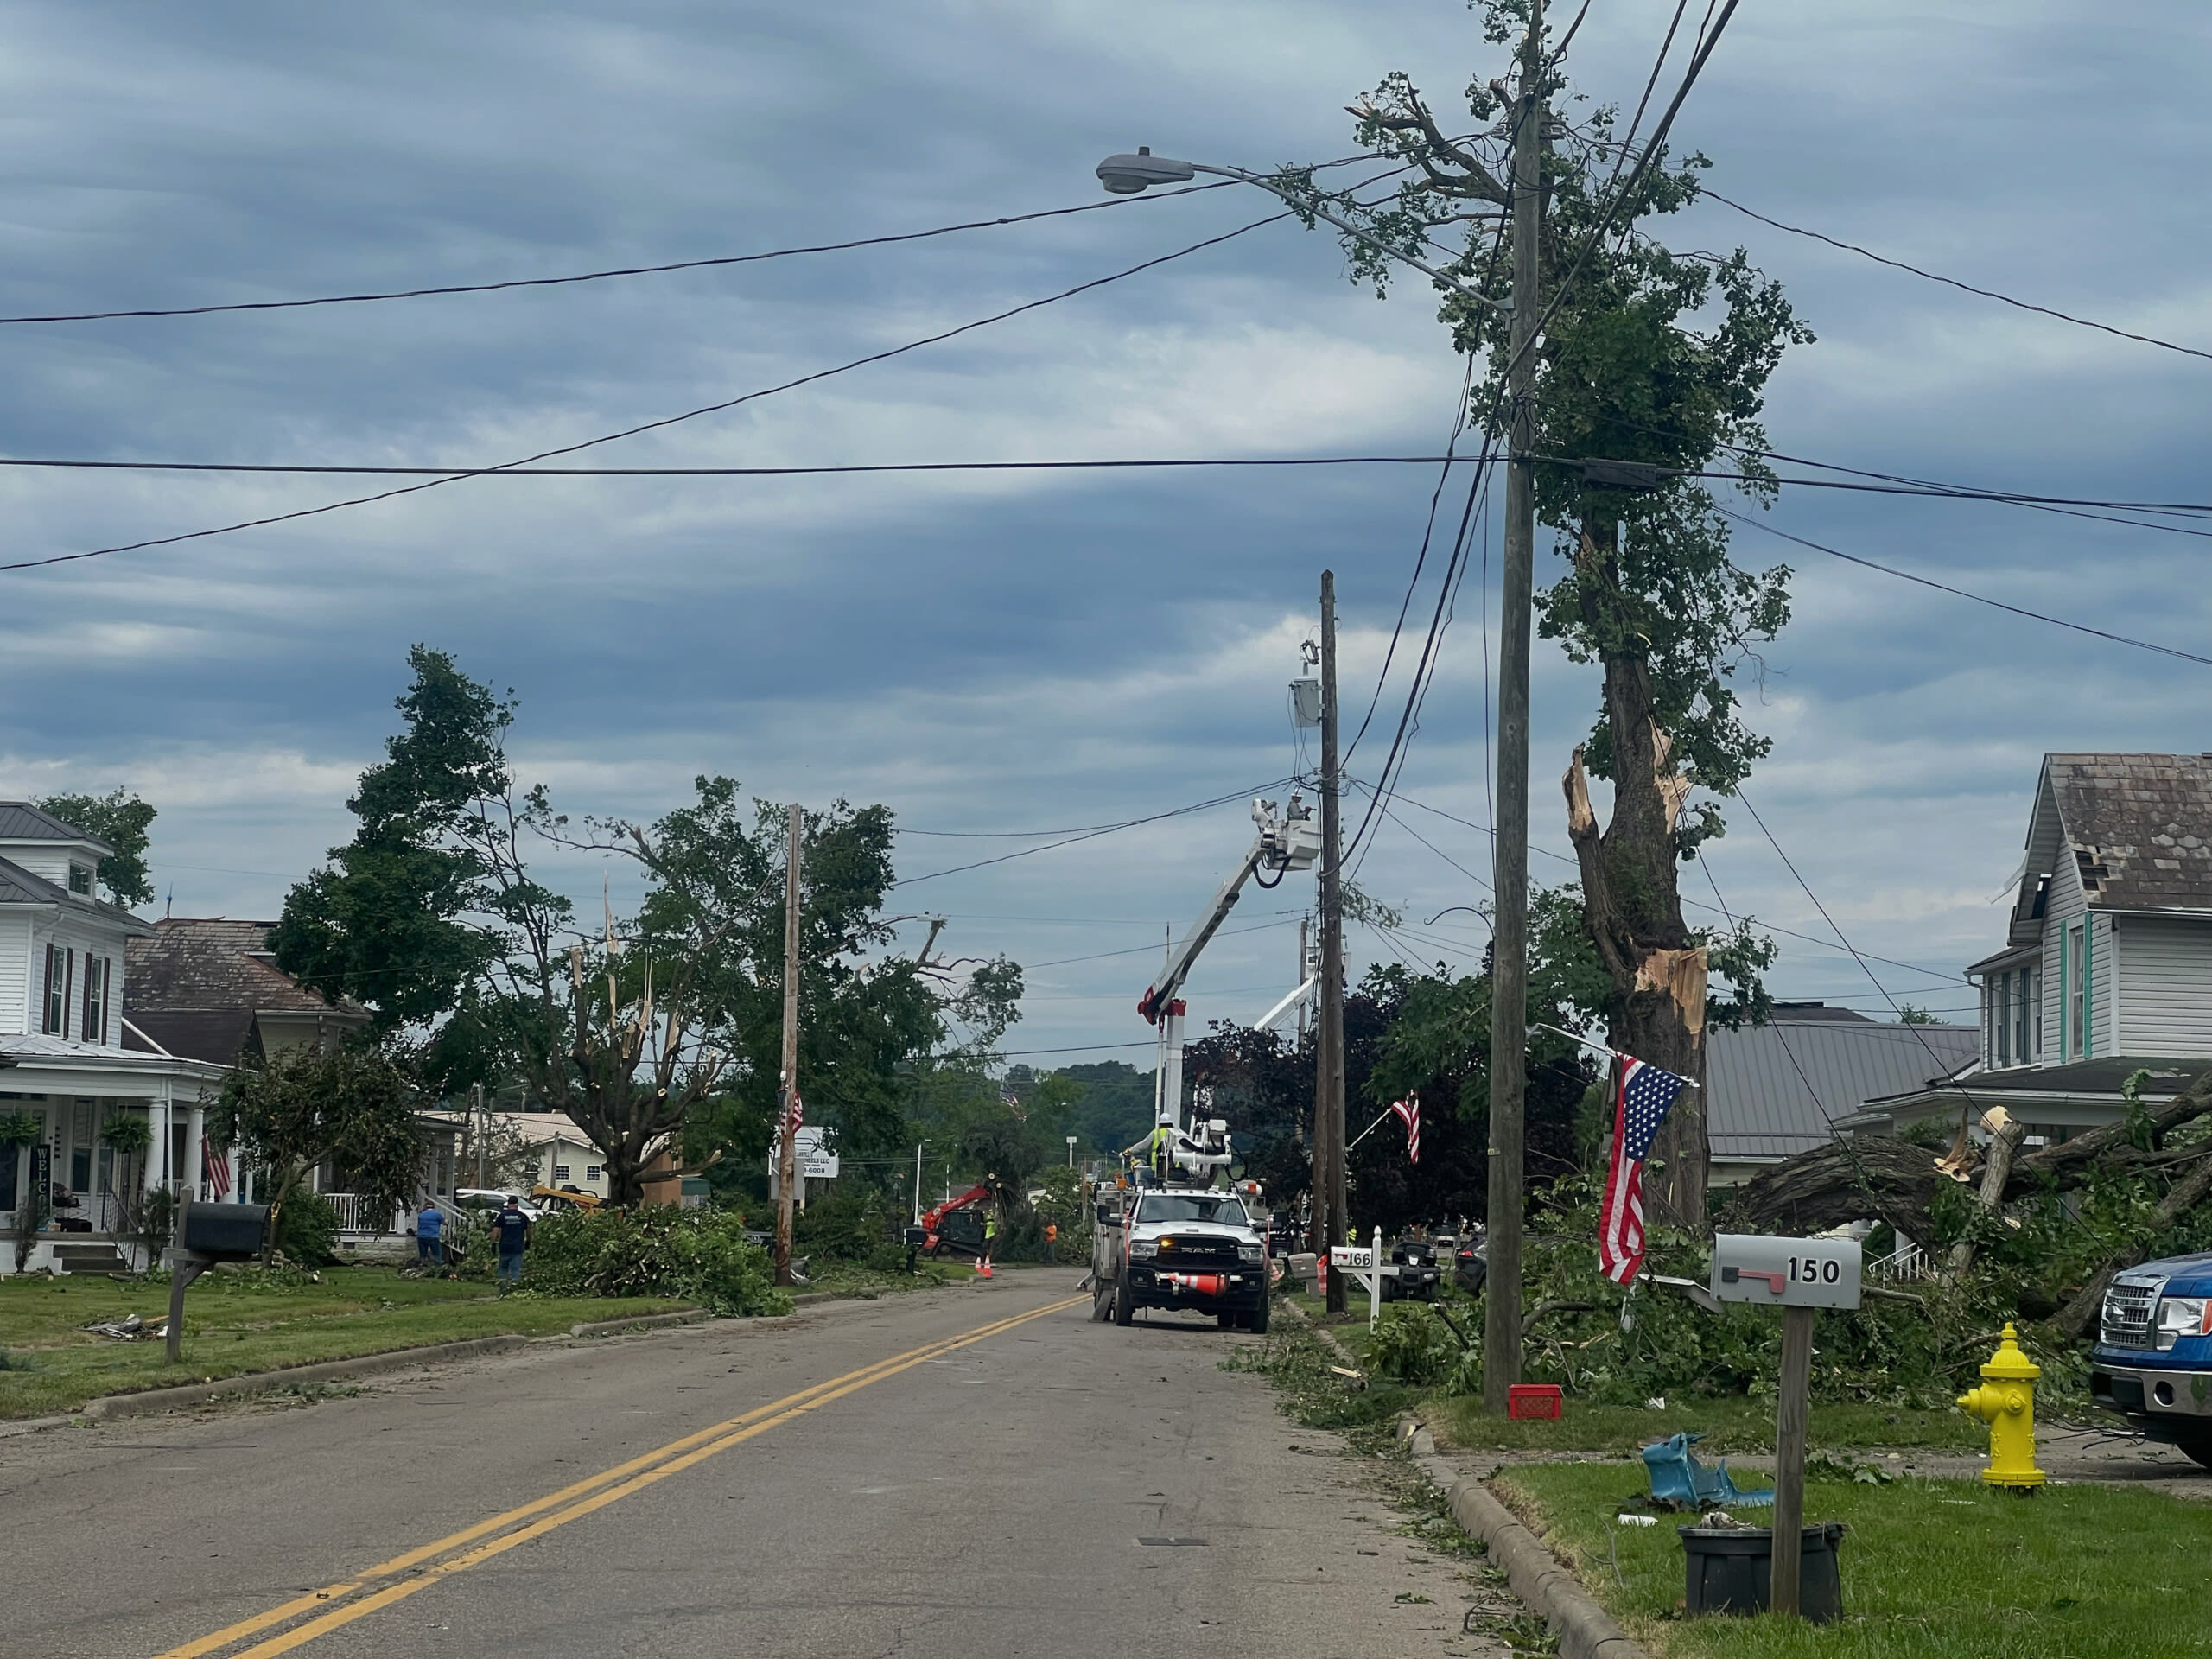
[0,804,228,1273]
[1840,753,2212,1145]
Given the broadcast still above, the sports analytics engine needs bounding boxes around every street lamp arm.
[1096,151,1503,313]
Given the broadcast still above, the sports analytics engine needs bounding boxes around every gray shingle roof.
[0,800,116,855]
[1708,1015,1980,1159]
[126,918,365,1017]
[2047,753,2212,912]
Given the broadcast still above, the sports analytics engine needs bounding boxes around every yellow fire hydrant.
[1956,1322,2045,1491]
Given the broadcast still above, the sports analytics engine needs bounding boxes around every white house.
[0,804,228,1273]
[1844,753,2212,1144]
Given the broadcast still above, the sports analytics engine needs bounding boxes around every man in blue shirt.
[415,1200,445,1268]
[490,1196,531,1283]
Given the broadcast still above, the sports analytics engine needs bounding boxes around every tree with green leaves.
[1314,4,1808,1227]
[35,788,156,908]
[210,1043,423,1252]
[276,650,1020,1206]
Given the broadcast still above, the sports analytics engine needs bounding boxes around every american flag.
[1597,1053,1691,1286]
[781,1087,804,1142]
[1389,1096,1421,1165]
[1000,1078,1026,1121]
[203,1136,232,1199]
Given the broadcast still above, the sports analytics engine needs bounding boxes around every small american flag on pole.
[1388,1096,1421,1165]
[782,1087,804,1141]
[203,1136,232,1199]
[1597,1053,1691,1285]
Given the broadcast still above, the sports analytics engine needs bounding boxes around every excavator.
[905,1182,992,1260]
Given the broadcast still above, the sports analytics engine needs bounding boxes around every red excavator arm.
[917,1183,991,1235]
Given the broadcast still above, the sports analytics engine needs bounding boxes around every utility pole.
[1296,915,1311,1046]
[1484,0,1544,1414]
[774,802,804,1286]
[1317,570,1348,1315]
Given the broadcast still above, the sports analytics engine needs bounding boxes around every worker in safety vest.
[976,1209,998,1279]
[1148,1111,1177,1183]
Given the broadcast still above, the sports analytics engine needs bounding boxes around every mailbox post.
[1327,1226,1398,1332]
[168,1197,271,1364]
[1708,1233,1861,1618]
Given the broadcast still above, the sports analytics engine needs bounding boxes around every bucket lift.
[1135,796,1321,1173]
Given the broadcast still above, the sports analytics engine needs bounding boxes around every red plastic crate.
[1507,1383,1564,1420]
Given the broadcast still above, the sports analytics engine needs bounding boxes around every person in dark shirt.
[490,1196,531,1282]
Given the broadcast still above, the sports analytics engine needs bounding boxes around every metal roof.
[1707,1015,1980,1160]
[0,801,115,854]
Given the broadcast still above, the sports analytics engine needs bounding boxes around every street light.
[1065,1135,1078,1168]
[1093,149,1502,312]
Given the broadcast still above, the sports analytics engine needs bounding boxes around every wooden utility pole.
[773,802,804,1286]
[1317,571,1348,1314]
[1483,0,1544,1414]
[1770,1304,1815,1615]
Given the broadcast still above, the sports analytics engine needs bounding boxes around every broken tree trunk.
[1731,1135,1948,1248]
[1564,692,1708,1234]
[1736,1066,2212,1243]
[1948,1109,2025,1274]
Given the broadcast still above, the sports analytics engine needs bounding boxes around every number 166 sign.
[1708,1234,1862,1311]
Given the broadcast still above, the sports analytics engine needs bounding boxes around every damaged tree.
[1738,1065,2212,1333]
[1316,2,1809,1231]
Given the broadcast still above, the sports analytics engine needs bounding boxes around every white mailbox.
[1709,1233,1862,1311]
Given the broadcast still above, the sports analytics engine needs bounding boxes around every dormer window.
[67,864,92,896]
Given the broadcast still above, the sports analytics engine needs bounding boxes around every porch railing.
[322,1192,406,1235]
[1868,1238,1936,1281]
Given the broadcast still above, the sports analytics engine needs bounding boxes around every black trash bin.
[1679,1522,1847,1623]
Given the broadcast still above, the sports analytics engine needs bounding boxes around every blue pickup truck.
[2089,1251,2212,1468]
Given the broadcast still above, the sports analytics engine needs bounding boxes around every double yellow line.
[161,1294,1084,1659]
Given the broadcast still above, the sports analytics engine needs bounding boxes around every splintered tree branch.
[1948,1109,2025,1274]
[1563,745,1630,982]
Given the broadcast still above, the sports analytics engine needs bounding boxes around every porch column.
[143,1100,163,1193]
[186,1103,207,1200]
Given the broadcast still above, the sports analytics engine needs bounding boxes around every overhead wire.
[0,184,1242,325]
[1699,188,2212,367]
[5,155,1438,578]
[893,779,1294,887]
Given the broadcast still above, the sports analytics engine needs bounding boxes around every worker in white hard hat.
[1148,1110,1177,1184]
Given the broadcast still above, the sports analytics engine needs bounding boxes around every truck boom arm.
[1137,797,1319,1026]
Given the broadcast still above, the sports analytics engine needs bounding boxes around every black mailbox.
[181,1202,270,1261]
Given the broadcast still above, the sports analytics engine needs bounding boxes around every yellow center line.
[160,1295,1083,1659]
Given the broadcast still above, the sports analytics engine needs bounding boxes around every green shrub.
[1368,1303,1460,1385]
[275,1192,340,1267]
[791,1187,895,1261]
[523,1206,791,1316]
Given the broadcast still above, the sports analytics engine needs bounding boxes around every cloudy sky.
[3,1,2208,1065]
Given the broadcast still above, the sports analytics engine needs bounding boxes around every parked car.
[453,1188,546,1220]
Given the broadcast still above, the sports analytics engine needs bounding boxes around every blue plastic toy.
[1640,1431,1775,1510]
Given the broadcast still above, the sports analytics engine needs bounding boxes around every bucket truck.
[1090,796,1319,1328]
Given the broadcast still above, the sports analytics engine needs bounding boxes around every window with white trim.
[553,1163,571,1181]
[586,1166,601,1183]
[81,957,109,1044]
[42,944,71,1035]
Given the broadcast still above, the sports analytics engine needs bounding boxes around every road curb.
[567,1308,711,1338]
[79,1334,538,1420]
[1414,1439,1649,1659]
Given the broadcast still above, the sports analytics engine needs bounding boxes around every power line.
[1714,505,2212,670]
[1700,188,2212,367]
[893,779,1294,887]
[0,184,1240,325]
[1023,918,1298,971]
[1378,786,1977,987]
[1735,788,1989,1115]
[0,211,1293,577]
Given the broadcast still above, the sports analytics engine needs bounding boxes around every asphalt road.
[3,1273,1513,1658]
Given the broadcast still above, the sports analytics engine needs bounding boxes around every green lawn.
[1285,1293,1980,1454]
[1493,1459,2212,1658]
[1433,1394,1985,1456]
[0,1266,689,1419]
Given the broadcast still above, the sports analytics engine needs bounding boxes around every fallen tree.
[1734,1065,2212,1328]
